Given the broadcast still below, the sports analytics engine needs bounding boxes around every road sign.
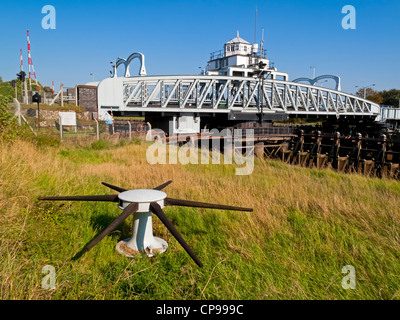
[59,112,77,126]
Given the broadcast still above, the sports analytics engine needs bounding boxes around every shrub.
[0,94,18,140]
[91,139,111,150]
[35,135,61,148]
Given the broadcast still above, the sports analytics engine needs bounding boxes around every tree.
[43,86,53,94]
[0,94,17,139]
[381,89,400,107]
[0,80,14,100]
[355,88,383,104]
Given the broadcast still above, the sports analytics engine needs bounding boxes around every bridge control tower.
[206,31,289,81]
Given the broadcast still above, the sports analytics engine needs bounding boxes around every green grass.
[1,137,400,300]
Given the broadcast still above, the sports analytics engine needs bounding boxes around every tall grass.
[1,137,400,299]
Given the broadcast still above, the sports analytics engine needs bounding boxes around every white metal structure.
[39,180,252,267]
[20,49,28,104]
[110,52,147,78]
[292,75,342,91]
[26,29,39,90]
[116,189,168,257]
[95,33,381,133]
[97,75,380,118]
[59,111,77,126]
[381,107,400,122]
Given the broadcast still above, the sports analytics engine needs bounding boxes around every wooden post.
[329,131,340,169]
[291,129,304,165]
[75,85,78,106]
[23,75,28,104]
[60,83,64,107]
[254,142,264,158]
[95,119,99,140]
[37,101,40,132]
[15,86,21,127]
[20,81,23,103]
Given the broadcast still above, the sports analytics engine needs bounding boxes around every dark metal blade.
[153,180,172,191]
[150,202,203,268]
[101,182,127,193]
[164,198,253,212]
[84,202,138,252]
[38,194,119,202]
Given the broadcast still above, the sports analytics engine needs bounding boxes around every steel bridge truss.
[101,75,380,117]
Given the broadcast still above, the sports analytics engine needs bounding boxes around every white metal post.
[13,99,22,126]
[116,210,168,257]
[23,79,28,104]
[127,121,132,140]
[59,116,63,140]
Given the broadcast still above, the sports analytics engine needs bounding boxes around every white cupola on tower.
[206,31,288,80]
[224,31,252,57]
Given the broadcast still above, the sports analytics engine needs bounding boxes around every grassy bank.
[1,137,400,300]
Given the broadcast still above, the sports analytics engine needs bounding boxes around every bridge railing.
[99,75,381,117]
[381,107,400,121]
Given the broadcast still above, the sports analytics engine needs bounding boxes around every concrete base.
[115,210,168,258]
[116,237,168,258]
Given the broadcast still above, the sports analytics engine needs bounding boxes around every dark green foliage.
[381,89,400,107]
[355,87,400,107]
[0,80,14,100]
[91,139,112,150]
[35,135,61,148]
[0,94,18,140]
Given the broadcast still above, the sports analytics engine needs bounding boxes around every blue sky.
[0,0,399,93]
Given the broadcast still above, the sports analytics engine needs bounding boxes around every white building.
[206,31,289,81]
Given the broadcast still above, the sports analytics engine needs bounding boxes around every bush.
[91,139,111,150]
[0,79,14,100]
[35,135,61,148]
[0,94,18,140]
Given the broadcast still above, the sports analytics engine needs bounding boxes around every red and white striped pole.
[20,49,28,103]
[27,29,40,91]
[20,49,24,72]
[52,81,55,94]
[27,30,32,90]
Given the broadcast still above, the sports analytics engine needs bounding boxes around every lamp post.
[355,84,375,99]
[90,73,94,81]
[258,61,267,124]
[310,64,316,79]
[32,92,41,131]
